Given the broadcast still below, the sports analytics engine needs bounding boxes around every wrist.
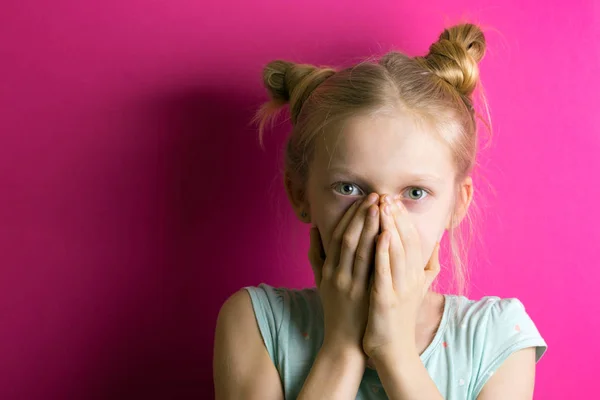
[298,341,366,400]
[320,341,367,366]
[372,344,442,399]
[370,339,418,369]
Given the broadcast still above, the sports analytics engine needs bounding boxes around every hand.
[308,193,380,355]
[362,195,441,362]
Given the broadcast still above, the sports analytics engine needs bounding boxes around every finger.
[424,241,441,289]
[338,193,379,278]
[352,200,380,287]
[380,195,404,283]
[392,197,421,274]
[367,232,380,293]
[373,230,394,296]
[326,200,362,270]
[308,226,325,286]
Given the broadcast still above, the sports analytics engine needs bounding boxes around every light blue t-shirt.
[245,284,547,400]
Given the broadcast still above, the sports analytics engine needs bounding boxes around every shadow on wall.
[87,84,276,399]
[91,41,383,399]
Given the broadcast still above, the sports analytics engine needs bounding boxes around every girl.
[213,23,547,399]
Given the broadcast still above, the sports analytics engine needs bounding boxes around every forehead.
[313,112,455,179]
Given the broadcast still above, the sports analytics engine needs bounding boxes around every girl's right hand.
[308,193,380,355]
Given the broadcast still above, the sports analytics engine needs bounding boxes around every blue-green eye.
[406,187,428,200]
[334,182,363,196]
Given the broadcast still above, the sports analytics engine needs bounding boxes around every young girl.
[213,23,547,399]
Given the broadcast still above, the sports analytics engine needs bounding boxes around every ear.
[446,176,474,230]
[284,169,311,223]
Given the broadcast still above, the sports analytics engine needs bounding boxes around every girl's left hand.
[362,194,441,363]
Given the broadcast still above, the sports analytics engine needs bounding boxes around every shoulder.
[217,284,323,399]
[214,289,257,347]
[459,296,546,355]
[216,287,266,332]
[244,283,321,321]
[452,295,548,397]
[214,288,284,399]
[218,287,253,318]
[238,284,322,352]
[214,288,261,355]
[457,295,528,325]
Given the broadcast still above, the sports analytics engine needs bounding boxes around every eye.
[405,187,428,201]
[333,182,363,196]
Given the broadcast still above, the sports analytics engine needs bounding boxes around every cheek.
[412,216,445,256]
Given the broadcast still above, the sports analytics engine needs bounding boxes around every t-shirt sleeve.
[244,284,286,366]
[471,297,548,397]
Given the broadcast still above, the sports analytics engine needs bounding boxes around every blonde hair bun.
[417,23,486,97]
[262,60,336,124]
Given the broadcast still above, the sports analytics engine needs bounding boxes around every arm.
[213,289,366,400]
[372,343,443,400]
[375,347,537,400]
[297,343,366,399]
[213,289,283,400]
[476,347,536,400]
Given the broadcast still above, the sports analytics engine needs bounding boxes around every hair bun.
[261,60,336,124]
[420,23,486,97]
[262,60,294,103]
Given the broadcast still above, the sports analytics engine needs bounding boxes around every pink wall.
[1,0,597,398]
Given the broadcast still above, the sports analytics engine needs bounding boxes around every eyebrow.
[326,167,444,188]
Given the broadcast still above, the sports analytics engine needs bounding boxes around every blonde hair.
[254,23,489,296]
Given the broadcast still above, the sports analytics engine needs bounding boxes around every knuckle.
[348,286,365,301]
[342,233,357,251]
[332,228,343,244]
[333,273,351,290]
[378,264,390,275]
[354,249,369,265]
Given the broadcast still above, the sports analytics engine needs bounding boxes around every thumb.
[308,226,324,288]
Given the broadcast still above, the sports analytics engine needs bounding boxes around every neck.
[416,291,445,330]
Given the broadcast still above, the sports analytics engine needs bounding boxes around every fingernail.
[384,204,391,215]
[369,205,378,217]
[385,195,393,204]
[367,193,377,204]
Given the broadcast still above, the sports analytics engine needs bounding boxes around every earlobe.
[300,210,311,223]
[284,170,311,223]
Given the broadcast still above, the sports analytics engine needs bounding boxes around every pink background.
[1,0,598,398]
